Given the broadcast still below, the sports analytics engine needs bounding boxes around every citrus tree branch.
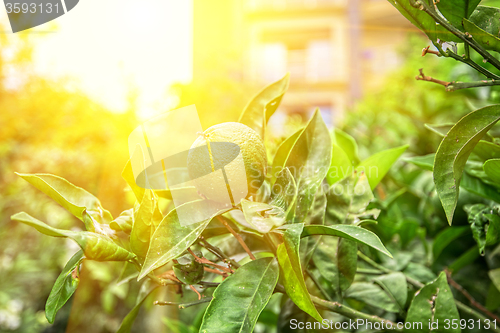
[216,215,256,260]
[446,79,500,91]
[412,0,500,71]
[154,297,212,309]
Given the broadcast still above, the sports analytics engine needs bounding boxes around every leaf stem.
[198,236,241,269]
[311,296,402,331]
[154,297,212,309]
[216,215,256,260]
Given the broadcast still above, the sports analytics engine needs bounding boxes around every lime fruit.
[187,122,267,204]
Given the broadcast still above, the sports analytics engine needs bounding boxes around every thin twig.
[446,79,500,91]
[188,248,234,274]
[198,236,240,268]
[422,45,441,57]
[197,281,220,288]
[445,269,500,323]
[216,215,256,260]
[154,297,212,309]
[415,68,450,87]
[189,285,202,300]
[306,269,333,302]
[204,266,228,277]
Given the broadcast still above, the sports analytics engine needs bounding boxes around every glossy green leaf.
[436,0,480,30]
[271,129,302,185]
[277,223,322,322]
[373,272,407,311]
[117,280,158,333]
[333,128,360,166]
[474,140,500,161]
[464,15,500,53]
[284,110,332,223]
[301,187,326,267]
[405,272,460,332]
[434,105,500,224]
[484,159,500,184]
[356,145,408,190]
[404,154,435,171]
[344,282,399,313]
[16,173,113,227]
[12,212,135,261]
[139,201,226,280]
[313,237,357,292]
[109,209,134,234]
[326,143,352,185]
[388,0,460,42]
[466,6,500,53]
[122,160,146,202]
[239,73,290,139]
[270,168,298,218]
[130,190,156,258]
[486,214,500,246]
[432,226,470,259]
[45,250,84,323]
[326,173,373,224]
[462,172,500,203]
[200,257,279,333]
[301,224,392,258]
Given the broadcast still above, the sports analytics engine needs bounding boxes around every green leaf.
[16,173,113,227]
[432,226,470,260]
[333,129,360,166]
[434,105,500,224]
[484,159,500,184]
[465,204,490,254]
[486,213,500,246]
[404,154,435,171]
[388,0,461,42]
[356,145,408,190]
[473,140,500,161]
[436,0,481,30]
[173,253,204,285]
[110,209,134,234]
[326,143,352,185]
[122,160,146,202]
[277,223,322,322]
[45,250,84,323]
[130,190,156,258]
[373,272,408,311]
[489,268,500,293]
[326,173,374,224]
[271,129,302,185]
[405,272,460,332]
[139,202,226,280]
[283,110,332,223]
[462,172,500,203]
[270,168,298,218]
[301,224,392,258]
[199,257,279,333]
[117,280,158,333]
[344,282,399,313]
[464,16,500,53]
[313,237,357,292]
[12,212,135,261]
[239,73,290,139]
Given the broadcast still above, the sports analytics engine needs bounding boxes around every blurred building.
[192,0,415,127]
